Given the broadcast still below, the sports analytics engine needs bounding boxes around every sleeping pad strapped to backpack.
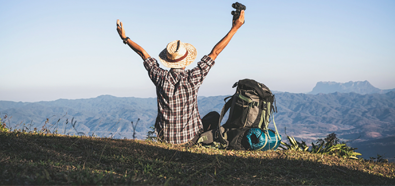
[196,79,281,151]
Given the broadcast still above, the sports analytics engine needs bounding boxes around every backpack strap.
[272,114,281,141]
[256,131,269,151]
[237,93,253,104]
[258,100,269,130]
[217,96,233,148]
[258,100,281,145]
[268,94,281,146]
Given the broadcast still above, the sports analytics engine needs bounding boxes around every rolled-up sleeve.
[189,55,215,86]
[144,57,168,87]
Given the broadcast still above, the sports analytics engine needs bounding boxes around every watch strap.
[123,37,130,44]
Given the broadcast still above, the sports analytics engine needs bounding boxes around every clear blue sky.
[1,0,394,102]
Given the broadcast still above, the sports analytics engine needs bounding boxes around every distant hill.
[309,81,395,94]
[0,95,158,139]
[273,91,395,162]
[1,91,395,161]
[349,135,395,162]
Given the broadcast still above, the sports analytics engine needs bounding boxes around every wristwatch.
[123,37,130,44]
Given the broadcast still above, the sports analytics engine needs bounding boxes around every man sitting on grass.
[116,10,245,145]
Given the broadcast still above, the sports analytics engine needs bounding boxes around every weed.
[0,118,9,132]
[370,154,389,163]
[146,125,157,142]
[131,118,140,140]
[280,133,362,160]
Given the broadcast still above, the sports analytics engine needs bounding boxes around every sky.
[1,0,394,102]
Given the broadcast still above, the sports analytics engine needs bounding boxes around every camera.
[231,2,246,21]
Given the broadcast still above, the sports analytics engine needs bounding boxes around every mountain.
[349,135,395,162]
[0,95,158,139]
[308,80,395,94]
[0,95,229,140]
[309,81,379,94]
[1,91,395,161]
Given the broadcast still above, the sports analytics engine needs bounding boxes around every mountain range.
[1,81,394,161]
[309,80,395,94]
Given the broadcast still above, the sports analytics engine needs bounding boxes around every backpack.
[196,79,281,150]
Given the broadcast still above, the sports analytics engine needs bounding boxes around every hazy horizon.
[1,79,394,103]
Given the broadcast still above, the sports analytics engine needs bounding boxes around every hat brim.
[158,43,197,68]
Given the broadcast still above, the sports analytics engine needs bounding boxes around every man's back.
[144,55,215,144]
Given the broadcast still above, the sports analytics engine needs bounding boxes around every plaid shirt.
[143,55,215,144]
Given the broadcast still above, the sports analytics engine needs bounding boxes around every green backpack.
[196,79,281,150]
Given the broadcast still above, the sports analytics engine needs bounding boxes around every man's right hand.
[116,19,150,60]
[116,19,126,40]
[232,10,245,30]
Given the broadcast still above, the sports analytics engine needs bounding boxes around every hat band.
[167,51,188,63]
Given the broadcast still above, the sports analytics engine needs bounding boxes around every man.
[116,10,245,144]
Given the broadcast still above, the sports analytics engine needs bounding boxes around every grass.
[1,130,394,185]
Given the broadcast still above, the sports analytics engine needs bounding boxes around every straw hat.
[159,40,197,68]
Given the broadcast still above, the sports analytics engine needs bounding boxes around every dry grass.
[1,130,394,185]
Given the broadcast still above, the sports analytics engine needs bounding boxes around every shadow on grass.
[0,132,394,185]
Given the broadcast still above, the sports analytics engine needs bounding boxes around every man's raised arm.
[116,19,150,60]
[208,10,245,61]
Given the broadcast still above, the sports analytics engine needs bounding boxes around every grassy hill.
[1,131,394,185]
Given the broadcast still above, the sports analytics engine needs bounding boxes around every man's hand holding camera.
[232,10,245,30]
[231,2,246,29]
[208,3,246,60]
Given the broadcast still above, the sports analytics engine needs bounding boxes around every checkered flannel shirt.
[143,55,215,144]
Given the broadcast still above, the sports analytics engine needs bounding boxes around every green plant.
[0,118,9,132]
[313,133,361,159]
[324,132,340,146]
[370,154,389,163]
[146,125,157,141]
[281,133,362,160]
[310,140,324,153]
[279,136,309,151]
[323,143,361,159]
